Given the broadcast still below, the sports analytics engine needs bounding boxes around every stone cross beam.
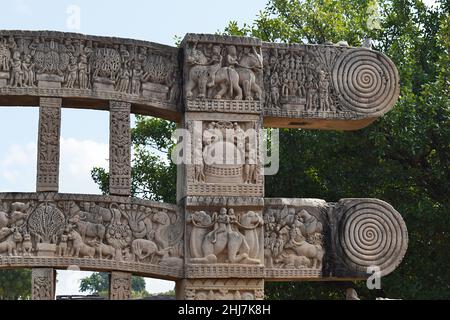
[0,31,407,300]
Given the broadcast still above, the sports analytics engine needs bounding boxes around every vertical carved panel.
[109,271,132,300]
[109,101,131,196]
[36,97,61,192]
[32,268,55,300]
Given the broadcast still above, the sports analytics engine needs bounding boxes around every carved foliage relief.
[0,194,184,273]
[0,32,181,104]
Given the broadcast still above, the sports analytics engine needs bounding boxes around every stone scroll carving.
[36,97,61,192]
[0,193,184,279]
[330,198,408,277]
[0,31,181,118]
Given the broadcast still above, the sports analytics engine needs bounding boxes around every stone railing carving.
[0,193,184,280]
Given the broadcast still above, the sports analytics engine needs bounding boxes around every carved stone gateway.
[0,30,407,300]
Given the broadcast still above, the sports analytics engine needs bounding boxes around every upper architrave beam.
[0,31,399,129]
[0,30,182,121]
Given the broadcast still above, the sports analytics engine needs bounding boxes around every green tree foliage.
[79,272,148,297]
[92,0,449,299]
[0,269,31,300]
[91,116,177,203]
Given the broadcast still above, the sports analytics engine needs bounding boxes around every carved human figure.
[116,64,131,93]
[22,55,35,87]
[78,54,89,89]
[131,62,144,95]
[270,72,280,106]
[305,73,318,111]
[0,37,11,71]
[65,56,78,88]
[9,52,23,87]
[318,70,331,111]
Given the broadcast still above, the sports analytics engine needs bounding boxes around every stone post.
[109,271,132,300]
[176,34,265,300]
[36,97,62,192]
[31,268,56,300]
[109,101,131,196]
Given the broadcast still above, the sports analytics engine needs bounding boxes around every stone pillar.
[31,268,56,300]
[109,101,131,196]
[36,97,62,192]
[176,34,265,300]
[109,271,132,300]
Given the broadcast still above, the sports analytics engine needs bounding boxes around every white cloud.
[0,142,36,191]
[59,137,108,194]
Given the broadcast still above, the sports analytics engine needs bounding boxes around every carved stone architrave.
[109,101,131,196]
[176,278,264,300]
[36,97,61,192]
[0,192,184,280]
[109,271,132,300]
[32,268,55,300]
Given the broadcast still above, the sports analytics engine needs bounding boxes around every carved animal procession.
[0,31,407,300]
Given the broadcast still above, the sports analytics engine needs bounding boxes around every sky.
[0,0,267,296]
[0,0,437,297]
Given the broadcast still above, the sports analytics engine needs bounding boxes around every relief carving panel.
[0,193,184,279]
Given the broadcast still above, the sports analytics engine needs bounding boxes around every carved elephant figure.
[185,47,242,100]
[235,67,262,100]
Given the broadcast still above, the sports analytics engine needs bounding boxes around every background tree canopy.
[90,0,449,299]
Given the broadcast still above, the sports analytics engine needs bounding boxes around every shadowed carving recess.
[0,193,184,279]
